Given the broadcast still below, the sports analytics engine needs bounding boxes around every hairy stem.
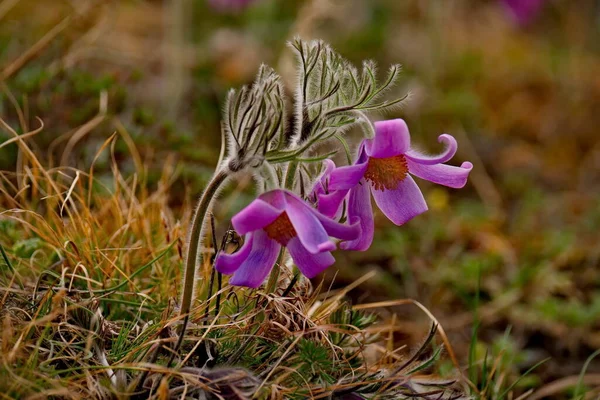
[180,170,228,319]
[284,161,298,190]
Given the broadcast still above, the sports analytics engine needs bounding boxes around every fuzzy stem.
[284,161,298,190]
[355,110,376,139]
[180,170,228,319]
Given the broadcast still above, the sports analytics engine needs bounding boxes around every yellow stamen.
[364,154,409,191]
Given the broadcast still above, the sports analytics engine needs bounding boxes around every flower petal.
[371,175,428,225]
[328,162,368,191]
[322,159,336,176]
[357,142,368,163]
[407,160,473,189]
[317,189,348,219]
[310,160,349,218]
[228,230,280,288]
[258,189,287,209]
[311,205,361,241]
[405,134,458,165]
[340,180,374,251]
[311,159,336,197]
[231,198,283,235]
[214,232,254,274]
[287,237,335,278]
[284,192,336,254]
[365,119,410,158]
[312,159,367,218]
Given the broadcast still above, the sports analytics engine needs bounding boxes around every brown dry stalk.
[0,0,20,21]
[528,374,600,400]
[0,16,72,82]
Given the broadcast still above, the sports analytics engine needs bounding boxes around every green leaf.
[12,238,43,258]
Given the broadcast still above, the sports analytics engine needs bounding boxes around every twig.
[0,16,73,81]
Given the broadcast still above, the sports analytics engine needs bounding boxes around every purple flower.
[209,0,257,12]
[311,159,367,219]
[214,189,361,288]
[339,119,473,251]
[501,0,546,25]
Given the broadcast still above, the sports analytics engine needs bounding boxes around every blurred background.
[1,0,599,393]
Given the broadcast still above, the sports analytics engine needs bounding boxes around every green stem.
[284,161,298,190]
[204,213,219,320]
[205,263,216,319]
[266,247,285,293]
[215,271,222,317]
[180,170,228,319]
[281,268,300,297]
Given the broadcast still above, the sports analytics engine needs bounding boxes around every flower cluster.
[215,118,472,288]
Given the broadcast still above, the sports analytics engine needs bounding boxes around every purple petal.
[284,192,336,254]
[356,142,368,164]
[312,160,367,219]
[311,160,336,195]
[287,237,335,278]
[214,233,254,274]
[365,119,410,158]
[310,159,336,203]
[316,189,349,219]
[231,198,283,235]
[501,0,545,25]
[228,230,280,288]
[328,162,368,191]
[340,180,374,251]
[371,175,428,225]
[407,160,473,189]
[322,159,336,177]
[405,134,458,165]
[258,189,287,209]
[311,205,361,241]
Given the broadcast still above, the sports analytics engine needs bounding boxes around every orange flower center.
[264,212,297,245]
[364,154,409,191]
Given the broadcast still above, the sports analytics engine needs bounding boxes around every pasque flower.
[333,119,473,251]
[215,189,361,288]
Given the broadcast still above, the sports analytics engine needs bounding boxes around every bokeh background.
[1,0,599,393]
